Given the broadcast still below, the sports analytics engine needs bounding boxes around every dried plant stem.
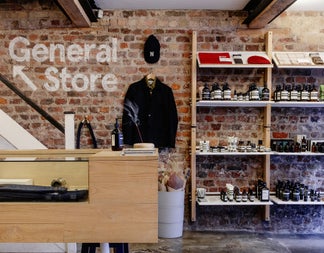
[135,124,143,143]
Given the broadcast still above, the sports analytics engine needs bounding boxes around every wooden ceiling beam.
[248,0,297,29]
[56,0,91,27]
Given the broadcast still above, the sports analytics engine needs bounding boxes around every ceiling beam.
[247,0,297,29]
[56,0,91,27]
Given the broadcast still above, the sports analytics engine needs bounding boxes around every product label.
[111,134,115,146]
[223,90,231,100]
[214,90,222,100]
[290,90,298,101]
[280,90,289,101]
[310,91,318,101]
[251,90,259,100]
[301,91,309,100]
[202,91,210,100]
[261,189,269,201]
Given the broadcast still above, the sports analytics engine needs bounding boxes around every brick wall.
[0,2,324,233]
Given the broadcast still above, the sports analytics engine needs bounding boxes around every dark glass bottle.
[261,83,270,101]
[111,118,124,151]
[249,83,260,101]
[214,83,222,100]
[274,85,281,102]
[210,83,217,100]
[222,83,231,100]
[290,84,298,101]
[233,90,238,101]
[301,136,307,152]
[280,83,289,101]
[310,84,319,101]
[202,83,211,100]
[260,183,270,202]
[301,84,310,101]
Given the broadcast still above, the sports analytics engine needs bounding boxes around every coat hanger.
[146,72,156,81]
[146,72,156,91]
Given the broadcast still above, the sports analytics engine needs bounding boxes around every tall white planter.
[158,191,184,238]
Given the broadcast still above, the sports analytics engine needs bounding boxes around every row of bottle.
[200,82,323,102]
[200,139,267,153]
[220,180,270,202]
[273,83,320,102]
[271,138,324,153]
[201,82,270,101]
[275,180,322,202]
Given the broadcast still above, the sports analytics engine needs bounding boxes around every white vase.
[158,191,184,238]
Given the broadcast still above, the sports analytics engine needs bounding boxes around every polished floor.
[129,231,324,253]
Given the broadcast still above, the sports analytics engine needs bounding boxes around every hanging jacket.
[122,77,178,148]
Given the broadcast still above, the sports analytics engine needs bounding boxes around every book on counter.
[122,148,156,155]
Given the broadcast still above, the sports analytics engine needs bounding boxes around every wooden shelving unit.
[190,30,324,224]
[190,31,273,222]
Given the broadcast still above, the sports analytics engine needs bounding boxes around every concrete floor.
[129,231,324,253]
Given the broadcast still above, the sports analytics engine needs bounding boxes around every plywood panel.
[89,160,157,203]
[0,224,63,242]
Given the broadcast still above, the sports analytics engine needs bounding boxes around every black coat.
[122,77,178,148]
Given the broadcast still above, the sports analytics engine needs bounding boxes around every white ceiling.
[94,0,324,11]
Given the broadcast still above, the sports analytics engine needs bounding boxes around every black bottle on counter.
[111,118,124,151]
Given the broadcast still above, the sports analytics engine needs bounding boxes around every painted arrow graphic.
[13,65,37,91]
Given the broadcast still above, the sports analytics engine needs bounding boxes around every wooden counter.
[0,149,158,243]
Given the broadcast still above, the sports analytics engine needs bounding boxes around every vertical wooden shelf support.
[191,31,197,222]
[263,31,272,221]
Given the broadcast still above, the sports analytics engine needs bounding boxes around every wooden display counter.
[0,149,158,243]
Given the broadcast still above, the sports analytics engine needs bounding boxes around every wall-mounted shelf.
[273,52,324,69]
[196,100,269,107]
[197,51,273,68]
[272,152,324,156]
[271,196,323,205]
[197,194,273,206]
[196,151,273,156]
[197,101,324,108]
[271,101,324,108]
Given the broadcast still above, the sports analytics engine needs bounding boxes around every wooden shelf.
[271,196,324,205]
[196,100,269,107]
[272,152,324,156]
[197,51,273,68]
[271,101,324,108]
[196,151,272,156]
[196,101,324,108]
[197,194,273,206]
[273,52,324,69]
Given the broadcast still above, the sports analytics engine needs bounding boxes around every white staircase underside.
[0,109,47,150]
